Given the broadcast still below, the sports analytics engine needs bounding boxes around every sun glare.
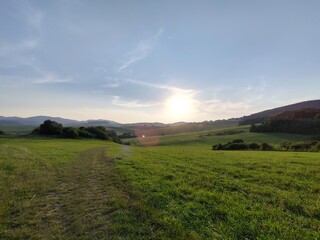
[168,94,192,116]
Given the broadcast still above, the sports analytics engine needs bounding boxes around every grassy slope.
[0,138,154,239]
[116,127,320,239]
[116,146,320,239]
[1,126,319,239]
[0,125,36,135]
[128,125,310,148]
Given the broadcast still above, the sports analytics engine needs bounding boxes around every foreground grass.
[115,146,320,239]
[1,137,320,239]
[0,138,155,239]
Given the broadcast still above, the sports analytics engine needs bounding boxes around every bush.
[40,120,63,135]
[62,127,79,139]
[0,130,5,135]
[311,142,320,152]
[224,143,248,150]
[84,126,108,140]
[261,142,273,151]
[212,143,223,150]
[78,130,94,138]
[31,127,40,135]
[280,142,291,151]
[231,139,244,143]
[290,142,311,151]
[248,142,261,150]
[33,121,124,143]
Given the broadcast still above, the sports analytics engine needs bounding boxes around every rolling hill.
[239,99,320,125]
[0,116,120,127]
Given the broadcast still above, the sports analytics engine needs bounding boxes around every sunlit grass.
[1,131,319,239]
[116,145,320,239]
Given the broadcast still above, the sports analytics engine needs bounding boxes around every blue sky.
[1,0,320,123]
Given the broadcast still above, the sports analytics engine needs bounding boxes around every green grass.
[1,128,319,239]
[115,146,320,239]
[0,138,148,239]
[128,125,310,149]
[0,125,36,135]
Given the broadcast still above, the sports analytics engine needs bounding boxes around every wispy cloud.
[0,39,38,57]
[117,27,164,72]
[26,9,43,30]
[18,1,44,31]
[192,80,270,119]
[111,96,161,108]
[115,77,198,96]
[32,73,73,84]
[101,77,122,88]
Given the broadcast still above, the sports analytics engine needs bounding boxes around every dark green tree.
[62,127,79,139]
[39,120,63,135]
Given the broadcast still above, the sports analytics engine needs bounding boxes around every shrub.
[0,130,5,135]
[31,127,40,135]
[280,142,291,151]
[78,130,94,138]
[248,142,261,150]
[40,120,63,135]
[85,126,108,140]
[62,127,79,139]
[224,143,248,150]
[212,143,223,150]
[311,142,320,152]
[261,142,273,151]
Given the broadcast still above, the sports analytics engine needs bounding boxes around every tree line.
[212,139,320,152]
[250,109,320,135]
[32,119,128,144]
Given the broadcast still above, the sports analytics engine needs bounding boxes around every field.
[0,128,319,239]
[0,125,36,135]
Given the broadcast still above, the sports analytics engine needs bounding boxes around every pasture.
[0,129,319,239]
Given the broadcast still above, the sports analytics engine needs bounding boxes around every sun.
[167,94,192,116]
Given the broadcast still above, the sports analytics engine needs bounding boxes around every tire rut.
[37,147,128,239]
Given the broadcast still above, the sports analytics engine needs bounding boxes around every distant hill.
[125,122,167,127]
[250,109,320,135]
[239,100,320,125]
[0,116,121,127]
[125,119,239,138]
[0,115,238,136]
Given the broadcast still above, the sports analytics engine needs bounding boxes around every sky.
[1,0,320,123]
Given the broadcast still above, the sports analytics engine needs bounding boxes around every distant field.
[0,125,36,135]
[1,128,319,239]
[128,125,311,148]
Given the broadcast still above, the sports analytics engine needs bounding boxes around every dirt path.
[36,147,134,239]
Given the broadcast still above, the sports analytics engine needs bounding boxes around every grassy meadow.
[128,125,311,148]
[0,127,319,239]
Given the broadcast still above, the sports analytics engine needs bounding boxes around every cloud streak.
[32,74,73,84]
[0,39,38,57]
[111,96,161,108]
[109,77,199,96]
[117,27,164,72]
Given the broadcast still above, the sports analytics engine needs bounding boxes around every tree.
[84,126,108,140]
[39,120,63,135]
[248,142,260,150]
[261,142,273,151]
[62,127,79,139]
